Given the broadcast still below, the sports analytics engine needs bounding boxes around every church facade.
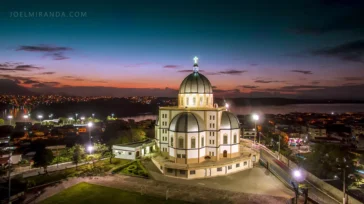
[153,57,256,179]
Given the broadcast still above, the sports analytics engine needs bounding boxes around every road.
[260,147,341,204]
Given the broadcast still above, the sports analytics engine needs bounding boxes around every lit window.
[193,97,196,105]
[190,170,196,175]
[201,137,204,147]
[234,134,237,143]
[206,97,209,105]
[228,165,232,170]
[171,137,173,147]
[236,163,240,168]
[186,97,189,105]
[217,167,222,171]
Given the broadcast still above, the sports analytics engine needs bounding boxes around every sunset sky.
[0,0,364,98]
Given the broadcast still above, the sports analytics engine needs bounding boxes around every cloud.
[280,85,328,91]
[178,69,193,73]
[32,81,60,88]
[61,76,107,83]
[250,64,258,66]
[254,80,284,83]
[211,86,217,89]
[341,76,364,81]
[40,72,56,75]
[0,63,42,72]
[23,79,39,84]
[239,85,259,89]
[311,40,364,62]
[291,70,313,75]
[311,81,320,85]
[178,69,247,75]
[218,70,247,75]
[163,65,179,68]
[16,44,72,60]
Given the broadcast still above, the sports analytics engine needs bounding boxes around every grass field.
[41,182,189,204]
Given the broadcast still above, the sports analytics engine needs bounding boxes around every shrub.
[127,164,137,170]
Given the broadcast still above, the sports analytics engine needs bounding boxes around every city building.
[113,139,155,160]
[153,57,256,179]
[308,125,326,140]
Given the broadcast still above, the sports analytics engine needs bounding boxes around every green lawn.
[41,182,189,204]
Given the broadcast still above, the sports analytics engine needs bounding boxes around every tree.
[104,149,115,164]
[33,149,54,174]
[0,118,4,125]
[131,128,146,142]
[71,144,85,170]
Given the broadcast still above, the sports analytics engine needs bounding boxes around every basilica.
[153,57,257,179]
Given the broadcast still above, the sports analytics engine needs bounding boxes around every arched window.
[178,137,184,148]
[191,137,196,148]
[223,134,228,144]
[206,97,209,105]
[193,97,196,105]
[200,97,203,105]
[201,137,204,147]
[234,134,237,143]
[180,97,183,106]
[171,137,174,147]
[186,97,189,106]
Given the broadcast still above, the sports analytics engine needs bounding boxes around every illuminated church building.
[154,57,256,179]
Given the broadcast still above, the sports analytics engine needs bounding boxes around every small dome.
[179,72,213,94]
[169,112,205,133]
[220,111,240,130]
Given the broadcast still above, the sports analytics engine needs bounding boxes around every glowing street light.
[293,170,302,179]
[88,122,93,147]
[68,117,74,124]
[92,113,95,118]
[225,103,229,109]
[23,115,28,119]
[111,113,114,118]
[7,115,13,126]
[38,115,43,123]
[252,114,259,144]
[87,145,93,154]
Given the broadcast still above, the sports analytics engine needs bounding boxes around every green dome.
[179,72,213,94]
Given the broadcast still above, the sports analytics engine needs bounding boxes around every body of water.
[3,104,364,122]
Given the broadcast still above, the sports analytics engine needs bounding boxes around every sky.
[0,0,364,99]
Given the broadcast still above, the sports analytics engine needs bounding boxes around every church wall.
[178,94,214,108]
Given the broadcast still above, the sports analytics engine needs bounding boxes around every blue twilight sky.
[0,0,364,98]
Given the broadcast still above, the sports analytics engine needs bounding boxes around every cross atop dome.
[193,56,199,72]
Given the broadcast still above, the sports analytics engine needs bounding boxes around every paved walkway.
[27,175,291,204]
[144,160,294,199]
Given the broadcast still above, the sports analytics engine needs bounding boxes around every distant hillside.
[0,79,32,95]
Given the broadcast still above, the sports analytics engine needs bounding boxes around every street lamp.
[92,113,95,118]
[88,122,93,149]
[225,103,229,109]
[23,115,28,121]
[80,117,85,124]
[252,114,259,144]
[111,113,114,118]
[87,145,93,154]
[7,115,13,126]
[38,115,43,123]
[291,169,304,204]
[68,117,74,124]
[75,113,78,123]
